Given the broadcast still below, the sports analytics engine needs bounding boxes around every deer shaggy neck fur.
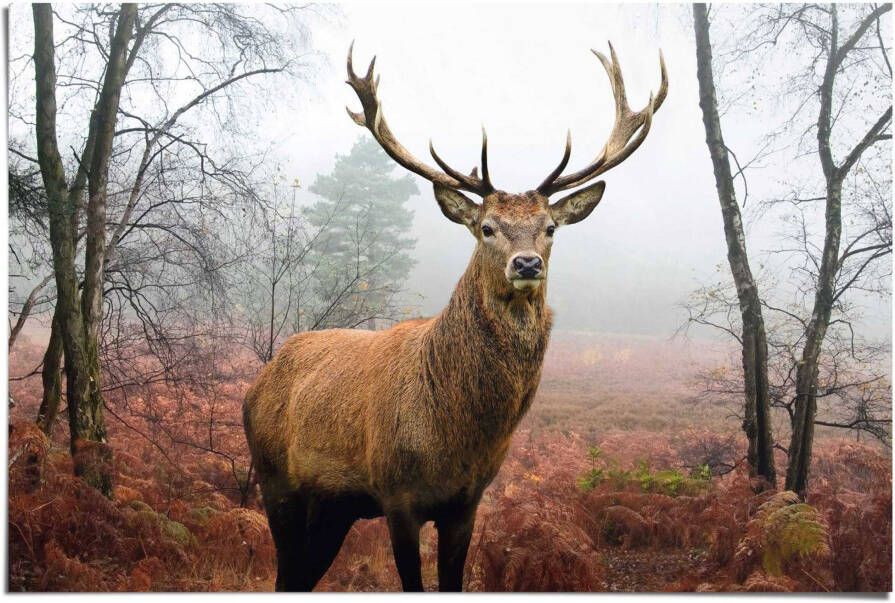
[243,246,552,512]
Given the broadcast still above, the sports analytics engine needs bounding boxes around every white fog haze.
[6,2,890,338]
[245,3,890,336]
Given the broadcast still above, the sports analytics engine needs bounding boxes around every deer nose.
[512,255,543,278]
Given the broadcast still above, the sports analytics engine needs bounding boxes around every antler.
[346,42,495,196]
[538,42,668,196]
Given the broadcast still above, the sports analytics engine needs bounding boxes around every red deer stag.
[243,42,667,591]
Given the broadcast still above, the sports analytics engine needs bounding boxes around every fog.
[248,3,889,337]
[8,3,890,339]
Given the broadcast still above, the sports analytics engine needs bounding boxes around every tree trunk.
[36,9,98,442]
[784,4,842,498]
[33,4,137,497]
[68,3,136,497]
[782,3,892,497]
[36,307,64,434]
[693,3,776,489]
[786,179,842,497]
[33,2,96,471]
[268,279,277,362]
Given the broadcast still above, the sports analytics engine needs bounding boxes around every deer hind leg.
[262,489,313,591]
[386,509,424,592]
[302,495,357,589]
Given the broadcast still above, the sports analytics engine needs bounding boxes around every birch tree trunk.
[693,3,776,489]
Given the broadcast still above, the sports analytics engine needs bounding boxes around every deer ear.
[549,181,606,225]
[434,184,479,228]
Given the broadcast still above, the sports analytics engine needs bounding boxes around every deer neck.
[421,248,553,437]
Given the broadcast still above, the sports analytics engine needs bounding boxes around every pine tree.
[305,135,419,329]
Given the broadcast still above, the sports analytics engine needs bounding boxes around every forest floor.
[7,331,892,592]
[600,549,705,592]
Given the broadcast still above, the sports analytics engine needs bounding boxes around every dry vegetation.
[7,330,891,592]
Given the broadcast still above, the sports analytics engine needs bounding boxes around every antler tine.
[429,140,483,190]
[585,91,655,181]
[537,130,572,194]
[428,128,495,194]
[480,126,494,193]
[537,43,668,196]
[599,42,630,116]
[345,43,494,196]
[347,39,356,77]
[655,49,669,110]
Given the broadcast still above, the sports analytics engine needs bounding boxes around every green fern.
[653,469,685,495]
[577,468,604,491]
[634,459,654,491]
[575,452,711,496]
[161,519,195,547]
[753,491,831,576]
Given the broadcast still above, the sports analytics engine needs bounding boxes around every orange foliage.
[7,334,891,592]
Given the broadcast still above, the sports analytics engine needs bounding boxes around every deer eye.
[546,225,556,237]
[481,224,495,237]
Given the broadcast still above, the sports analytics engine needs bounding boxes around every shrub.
[128,500,153,513]
[598,505,652,548]
[579,451,711,497]
[633,461,711,497]
[114,486,143,505]
[8,422,50,492]
[203,508,275,579]
[40,541,108,591]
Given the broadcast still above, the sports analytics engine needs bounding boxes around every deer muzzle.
[508,254,545,290]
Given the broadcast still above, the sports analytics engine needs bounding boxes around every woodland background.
[6,2,893,592]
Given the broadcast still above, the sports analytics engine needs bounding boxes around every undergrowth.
[7,336,891,592]
[577,447,711,497]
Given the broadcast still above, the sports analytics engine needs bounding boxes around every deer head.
[346,42,667,296]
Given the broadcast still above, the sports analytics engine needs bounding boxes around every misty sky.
[250,3,889,337]
[8,3,890,339]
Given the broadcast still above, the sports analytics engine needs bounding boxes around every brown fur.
[244,192,553,508]
[243,190,583,590]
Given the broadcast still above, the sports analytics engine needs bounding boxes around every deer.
[242,41,667,592]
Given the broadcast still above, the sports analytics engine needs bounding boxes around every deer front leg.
[436,502,476,592]
[386,509,423,591]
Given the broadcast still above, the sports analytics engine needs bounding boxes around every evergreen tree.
[305,135,418,328]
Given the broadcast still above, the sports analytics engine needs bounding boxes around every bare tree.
[684,3,891,497]
[8,156,67,431]
[8,274,52,351]
[689,283,891,449]
[231,177,411,363]
[23,3,317,494]
[232,174,324,363]
[763,4,891,496]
